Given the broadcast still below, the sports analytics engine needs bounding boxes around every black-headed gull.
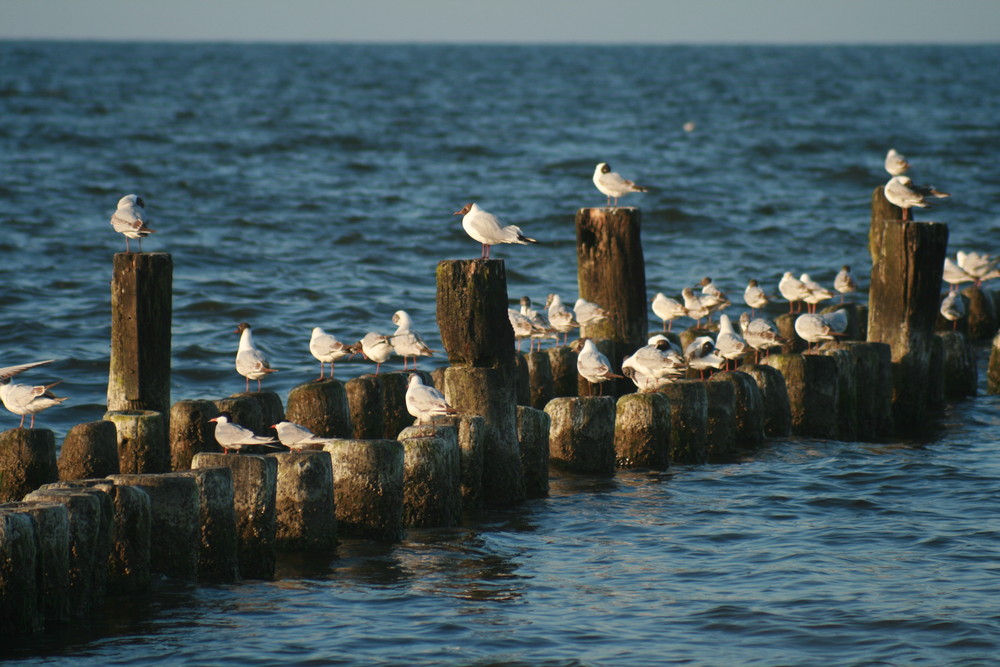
[942,257,974,293]
[794,310,847,351]
[508,308,534,352]
[884,175,949,221]
[698,277,731,320]
[272,420,334,449]
[716,314,750,369]
[235,322,277,392]
[940,292,965,330]
[622,335,686,391]
[209,414,281,454]
[884,148,909,177]
[576,339,622,396]
[592,162,648,207]
[520,296,557,352]
[354,332,394,376]
[0,359,66,429]
[454,203,537,260]
[651,293,686,331]
[110,194,155,253]
[405,374,457,424]
[956,251,1000,287]
[779,272,811,313]
[310,327,352,380]
[573,297,609,328]
[390,310,435,370]
[546,293,579,345]
[800,273,834,314]
[680,288,711,325]
[743,279,770,315]
[739,312,785,362]
[685,336,725,379]
[834,266,857,302]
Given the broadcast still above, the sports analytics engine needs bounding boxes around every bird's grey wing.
[0,360,55,383]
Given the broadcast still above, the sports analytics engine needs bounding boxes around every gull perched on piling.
[884,175,949,221]
[0,359,67,428]
[592,162,648,207]
[110,194,155,253]
[309,327,351,380]
[800,274,834,313]
[622,335,686,392]
[956,251,1000,287]
[577,339,623,395]
[272,421,334,449]
[391,310,435,370]
[940,292,965,330]
[235,322,277,392]
[520,296,557,351]
[743,279,770,315]
[508,308,535,352]
[699,277,731,321]
[652,292,686,331]
[685,336,725,379]
[210,414,281,454]
[573,297,609,328]
[454,203,537,260]
[405,375,457,424]
[794,310,848,351]
[884,148,909,176]
[354,332,394,376]
[942,257,975,292]
[716,314,750,368]
[779,272,811,313]
[739,312,785,362]
[546,294,579,345]
[834,266,857,302]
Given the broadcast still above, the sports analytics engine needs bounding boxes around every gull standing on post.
[235,322,277,392]
[956,251,1000,287]
[739,312,785,362]
[940,292,965,330]
[454,203,537,260]
[546,293,579,345]
[794,310,848,352]
[110,194,155,253]
[680,287,711,327]
[520,296,557,352]
[884,148,909,176]
[884,175,949,221]
[779,272,811,313]
[508,309,534,352]
[622,335,686,391]
[0,359,67,428]
[405,374,458,424]
[272,420,334,450]
[716,314,750,369]
[577,339,623,396]
[309,327,351,380]
[743,279,770,316]
[574,297,609,328]
[800,273,834,313]
[942,257,974,292]
[210,414,281,454]
[834,266,857,302]
[652,292,686,331]
[592,162,648,207]
[390,310,435,370]
[699,277,731,320]
[685,336,725,379]
[354,332,394,376]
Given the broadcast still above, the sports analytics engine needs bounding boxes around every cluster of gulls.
[3,157,996,449]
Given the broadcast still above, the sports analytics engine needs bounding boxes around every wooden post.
[431,414,485,510]
[322,439,403,542]
[867,218,948,432]
[267,451,337,550]
[516,406,550,498]
[576,207,648,396]
[397,425,461,528]
[58,421,119,481]
[736,364,792,438]
[169,400,220,470]
[523,351,555,409]
[709,371,765,451]
[657,380,708,464]
[704,382,738,462]
[963,286,998,340]
[107,253,172,433]
[0,429,57,502]
[0,501,69,627]
[104,410,168,474]
[869,186,903,264]
[183,467,240,582]
[285,380,351,439]
[936,332,977,398]
[544,397,616,474]
[988,332,1000,395]
[0,510,40,634]
[547,347,579,398]
[762,354,839,439]
[614,393,670,469]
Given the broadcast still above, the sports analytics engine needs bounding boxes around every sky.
[2,0,999,44]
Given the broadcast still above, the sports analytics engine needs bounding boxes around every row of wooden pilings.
[1,199,994,637]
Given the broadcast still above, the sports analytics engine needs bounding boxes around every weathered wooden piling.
[577,339,619,397]
[191,453,277,579]
[817,341,888,441]
[774,313,807,354]
[345,372,422,440]
[935,331,977,398]
[285,379,351,439]
[576,207,648,396]
[431,414,485,510]
[867,214,949,432]
[106,473,200,581]
[656,380,708,464]
[169,399,220,470]
[523,351,555,409]
[544,396,616,474]
[108,252,172,428]
[267,451,337,549]
[513,354,531,405]
[516,406,551,498]
[322,439,403,541]
[614,392,670,469]
[104,410,168,474]
[397,425,461,527]
[0,501,69,627]
[58,421,120,481]
[230,391,284,436]
[380,372,414,436]
[737,364,792,438]
[989,331,1000,395]
[963,285,998,340]
[0,428,57,502]
[869,185,903,263]
[762,354,839,439]
[709,371,765,451]
[547,347,579,398]
[182,467,240,582]
[703,381,738,461]
[820,302,864,342]
[0,510,39,634]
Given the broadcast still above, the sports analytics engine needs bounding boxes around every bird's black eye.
[136,197,145,207]
[703,342,713,354]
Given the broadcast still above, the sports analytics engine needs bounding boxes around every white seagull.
[1,359,66,429]
[235,322,277,392]
[956,251,1000,287]
[573,297,609,328]
[716,314,750,369]
[546,293,579,345]
[884,175,949,221]
[508,308,535,352]
[681,287,711,325]
[942,257,975,293]
[454,203,537,260]
[355,332,394,376]
[743,279,770,315]
[520,296,558,351]
[652,292,687,331]
[405,374,458,424]
[309,327,352,380]
[577,339,623,395]
[210,414,281,454]
[272,420,334,449]
[884,148,909,176]
[779,272,812,313]
[593,162,648,207]
[110,194,155,253]
[685,336,725,378]
[940,292,965,330]
[794,310,848,351]
[800,273,834,313]
[834,266,857,302]
[622,335,686,391]
[698,277,731,320]
[739,312,785,362]
[391,310,435,370]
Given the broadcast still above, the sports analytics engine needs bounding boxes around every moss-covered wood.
[544,396,616,474]
[656,380,708,464]
[0,428,57,502]
[614,392,670,469]
[709,371,764,451]
[58,420,119,481]
[286,379,351,439]
[104,409,168,474]
[435,259,515,368]
[321,439,403,542]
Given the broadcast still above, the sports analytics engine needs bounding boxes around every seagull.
[574,297,609,328]
[651,293,687,331]
[546,293,579,345]
[577,339,623,395]
[739,312,785,362]
[794,311,847,351]
[698,277,731,320]
[454,203,537,260]
[391,310,435,370]
[716,314,750,369]
[622,335,686,391]
[956,251,1000,287]
[884,148,909,176]
[800,273,834,313]
[209,414,281,454]
[355,332,394,376]
[1,360,66,429]
[884,175,949,221]
[940,292,965,330]
[942,257,975,293]
[309,327,352,380]
[520,296,558,352]
[743,279,770,316]
[685,336,725,379]
[592,162,648,207]
[405,374,458,424]
[235,322,277,392]
[508,308,535,352]
[110,194,155,253]
[272,420,334,449]
[680,287,711,326]
[779,272,811,313]
[834,266,857,302]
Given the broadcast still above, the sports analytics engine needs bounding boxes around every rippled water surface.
[2,43,1000,665]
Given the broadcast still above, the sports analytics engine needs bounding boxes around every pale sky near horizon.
[2,0,999,44]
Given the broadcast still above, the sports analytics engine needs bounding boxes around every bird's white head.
[595,162,610,175]
[118,193,144,209]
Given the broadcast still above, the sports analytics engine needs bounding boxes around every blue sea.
[2,42,1000,665]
